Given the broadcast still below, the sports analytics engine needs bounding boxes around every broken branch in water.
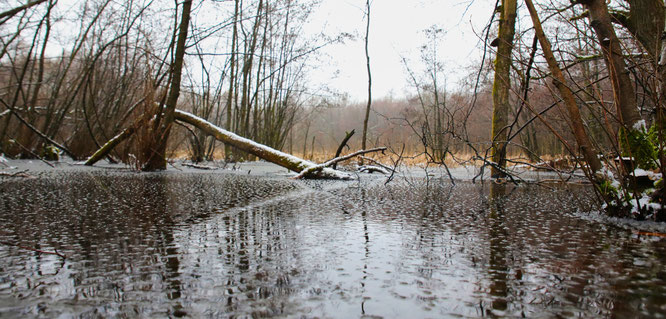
[358,165,389,174]
[0,241,66,259]
[385,143,405,185]
[332,129,355,170]
[182,162,218,170]
[635,231,666,238]
[293,147,387,179]
[87,109,361,179]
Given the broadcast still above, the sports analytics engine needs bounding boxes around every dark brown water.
[0,171,665,318]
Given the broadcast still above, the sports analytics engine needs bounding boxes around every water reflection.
[0,172,665,317]
[487,183,509,315]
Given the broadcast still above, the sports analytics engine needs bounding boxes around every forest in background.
[0,0,618,163]
[1,0,665,217]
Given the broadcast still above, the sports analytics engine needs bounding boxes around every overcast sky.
[38,0,495,102]
[303,0,494,101]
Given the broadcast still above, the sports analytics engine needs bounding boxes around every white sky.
[34,0,495,102]
[304,0,494,101]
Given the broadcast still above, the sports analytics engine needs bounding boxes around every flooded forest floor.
[0,159,665,318]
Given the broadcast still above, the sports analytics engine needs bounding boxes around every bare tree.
[489,0,517,178]
[141,0,192,171]
[361,0,372,153]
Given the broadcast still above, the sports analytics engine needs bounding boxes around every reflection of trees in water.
[476,183,666,317]
[359,188,370,315]
[169,198,306,317]
[0,172,300,317]
[486,184,509,313]
[363,180,665,317]
[1,175,665,317]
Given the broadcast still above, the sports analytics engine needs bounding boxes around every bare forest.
[2,2,666,317]
[1,0,665,218]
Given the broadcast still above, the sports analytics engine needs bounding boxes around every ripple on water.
[0,172,665,318]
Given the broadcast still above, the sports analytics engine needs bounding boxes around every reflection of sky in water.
[0,172,665,318]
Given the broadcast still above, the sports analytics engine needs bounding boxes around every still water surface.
[0,171,665,318]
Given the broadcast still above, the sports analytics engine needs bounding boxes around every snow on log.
[292,147,387,179]
[358,165,390,174]
[174,109,354,179]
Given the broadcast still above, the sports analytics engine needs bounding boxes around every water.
[0,171,665,318]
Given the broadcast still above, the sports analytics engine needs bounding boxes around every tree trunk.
[580,0,641,128]
[142,0,192,171]
[611,0,663,60]
[490,0,517,178]
[225,0,240,161]
[524,0,603,175]
[361,0,372,153]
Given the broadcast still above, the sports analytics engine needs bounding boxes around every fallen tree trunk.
[86,109,379,179]
[174,110,354,179]
[84,113,148,166]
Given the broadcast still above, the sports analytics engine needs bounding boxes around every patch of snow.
[632,194,664,216]
[0,154,7,163]
[659,45,666,66]
[596,165,620,188]
[632,119,647,132]
[576,210,666,234]
[358,165,389,175]
[633,168,650,177]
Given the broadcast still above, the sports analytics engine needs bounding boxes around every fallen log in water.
[173,110,357,179]
[85,109,384,179]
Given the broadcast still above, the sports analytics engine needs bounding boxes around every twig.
[7,135,55,168]
[182,162,218,170]
[385,144,405,185]
[1,98,77,160]
[0,241,66,259]
[635,231,666,238]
